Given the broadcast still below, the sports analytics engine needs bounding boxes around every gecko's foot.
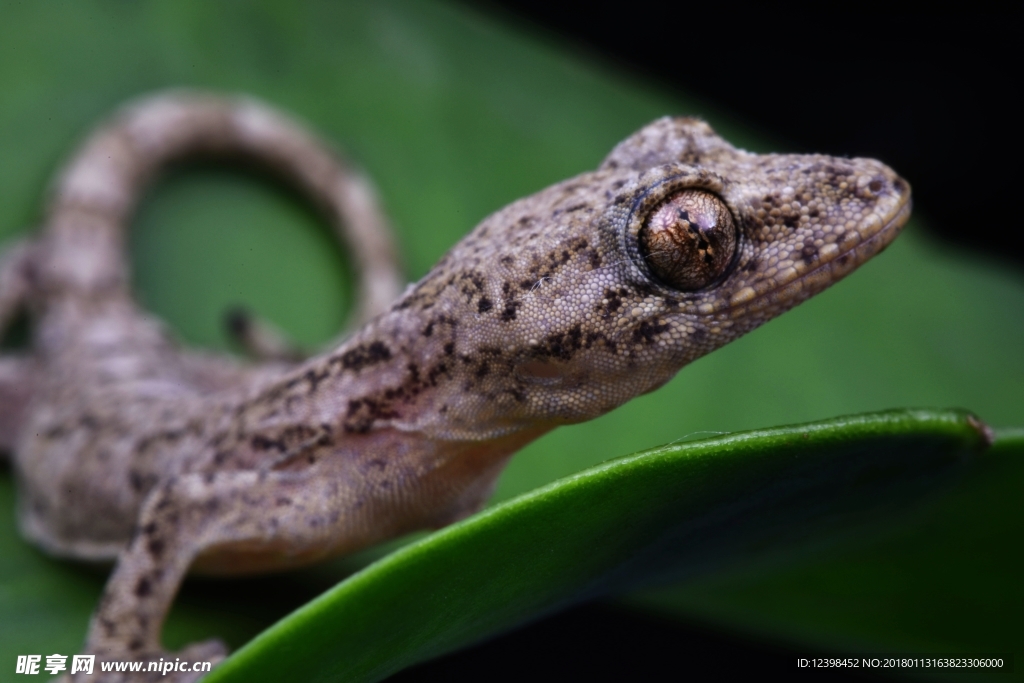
[224,305,304,363]
[65,639,227,683]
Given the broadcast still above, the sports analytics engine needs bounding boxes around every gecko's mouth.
[724,197,912,317]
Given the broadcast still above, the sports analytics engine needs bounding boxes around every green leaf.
[206,409,990,682]
[629,426,1024,666]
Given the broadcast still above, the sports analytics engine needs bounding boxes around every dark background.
[395,5,1017,679]
[395,602,885,681]
[461,5,1021,271]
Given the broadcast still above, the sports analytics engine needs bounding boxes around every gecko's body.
[0,93,910,681]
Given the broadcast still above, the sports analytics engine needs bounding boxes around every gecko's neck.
[244,305,489,441]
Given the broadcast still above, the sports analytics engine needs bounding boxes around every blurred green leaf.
[0,0,1021,679]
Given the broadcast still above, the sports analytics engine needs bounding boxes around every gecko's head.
[404,117,910,438]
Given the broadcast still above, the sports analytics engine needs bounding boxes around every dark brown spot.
[252,435,285,452]
[344,396,399,434]
[632,320,670,344]
[43,423,69,439]
[338,341,392,372]
[304,368,329,393]
[597,288,624,317]
[501,301,520,321]
[536,324,584,360]
[147,538,165,559]
[427,362,449,386]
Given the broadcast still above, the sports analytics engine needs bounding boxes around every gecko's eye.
[638,189,736,291]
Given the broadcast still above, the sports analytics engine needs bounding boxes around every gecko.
[0,91,910,681]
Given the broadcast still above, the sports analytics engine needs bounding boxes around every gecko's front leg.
[72,421,507,682]
[76,473,248,681]
[76,466,339,682]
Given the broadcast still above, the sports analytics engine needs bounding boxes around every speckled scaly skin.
[0,92,910,681]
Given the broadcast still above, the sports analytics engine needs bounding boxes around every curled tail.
[38,90,404,324]
[1,91,406,452]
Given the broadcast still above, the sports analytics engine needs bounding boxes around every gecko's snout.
[733,160,913,313]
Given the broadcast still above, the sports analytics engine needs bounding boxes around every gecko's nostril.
[638,189,737,291]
